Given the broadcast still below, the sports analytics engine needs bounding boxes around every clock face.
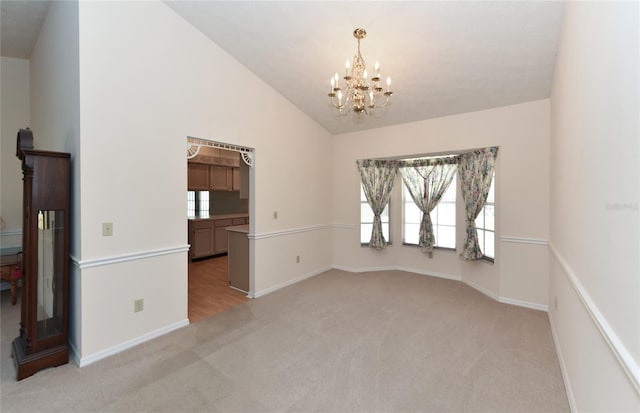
[187,144,200,159]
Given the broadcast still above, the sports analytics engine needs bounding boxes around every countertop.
[225,224,249,234]
[188,213,248,221]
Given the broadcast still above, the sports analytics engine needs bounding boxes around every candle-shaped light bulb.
[369,90,374,102]
[337,90,343,104]
[386,76,391,91]
[334,73,339,83]
[330,77,335,90]
[363,69,368,79]
[374,61,380,76]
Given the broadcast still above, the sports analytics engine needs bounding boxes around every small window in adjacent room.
[360,184,389,244]
[187,191,210,217]
[475,174,495,260]
[403,175,456,249]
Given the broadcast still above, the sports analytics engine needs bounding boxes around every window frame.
[187,190,210,217]
[360,184,391,246]
[401,174,457,251]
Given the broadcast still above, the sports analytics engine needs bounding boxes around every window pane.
[437,226,456,249]
[382,223,389,242]
[437,203,456,226]
[361,203,374,223]
[475,211,484,229]
[187,191,195,216]
[380,205,389,222]
[405,203,422,224]
[360,186,367,202]
[361,224,373,243]
[404,223,420,244]
[484,205,495,231]
[477,229,485,253]
[484,231,495,258]
[441,175,457,202]
[198,191,209,216]
[487,177,495,203]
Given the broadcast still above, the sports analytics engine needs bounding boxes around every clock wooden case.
[12,128,71,380]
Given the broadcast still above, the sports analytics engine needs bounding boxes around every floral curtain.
[356,159,399,249]
[400,159,457,252]
[457,147,499,260]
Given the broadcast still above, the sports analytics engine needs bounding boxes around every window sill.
[401,243,456,252]
[481,256,495,264]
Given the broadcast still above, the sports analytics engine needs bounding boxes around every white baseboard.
[499,296,548,312]
[548,313,578,413]
[333,264,547,312]
[74,319,189,367]
[250,266,332,299]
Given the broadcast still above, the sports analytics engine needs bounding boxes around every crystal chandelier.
[328,28,393,115]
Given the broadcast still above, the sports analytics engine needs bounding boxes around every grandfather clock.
[12,128,70,380]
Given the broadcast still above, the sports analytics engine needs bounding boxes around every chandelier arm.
[327,28,393,118]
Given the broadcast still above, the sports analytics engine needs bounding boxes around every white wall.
[0,57,29,250]
[71,1,333,360]
[332,100,550,309]
[549,1,640,410]
[28,0,82,354]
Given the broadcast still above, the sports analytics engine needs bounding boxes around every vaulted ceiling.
[1,1,565,135]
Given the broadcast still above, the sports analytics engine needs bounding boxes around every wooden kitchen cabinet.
[213,219,233,254]
[232,168,240,191]
[187,163,209,190]
[189,220,215,259]
[210,166,233,191]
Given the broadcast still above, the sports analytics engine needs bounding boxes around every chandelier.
[328,28,393,116]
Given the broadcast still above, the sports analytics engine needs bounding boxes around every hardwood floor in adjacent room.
[188,255,248,323]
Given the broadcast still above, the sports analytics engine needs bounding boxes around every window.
[360,185,389,244]
[403,175,456,249]
[475,174,495,259]
[187,191,210,217]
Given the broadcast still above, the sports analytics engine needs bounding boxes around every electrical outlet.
[102,222,113,236]
[134,298,144,313]
[296,255,300,263]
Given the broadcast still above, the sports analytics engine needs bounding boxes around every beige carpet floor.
[1,269,569,412]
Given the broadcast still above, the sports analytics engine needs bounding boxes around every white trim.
[499,296,548,312]
[228,285,248,295]
[0,230,22,237]
[500,236,548,246]
[548,313,578,412]
[70,245,190,269]
[549,242,640,394]
[332,223,357,230]
[462,277,499,301]
[249,224,333,240]
[249,266,331,298]
[75,319,189,367]
[332,265,546,312]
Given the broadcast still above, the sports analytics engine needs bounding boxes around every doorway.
[186,137,254,322]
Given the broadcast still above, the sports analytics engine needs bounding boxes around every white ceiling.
[1,1,565,135]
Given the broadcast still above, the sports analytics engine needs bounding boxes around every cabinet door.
[232,168,240,191]
[210,166,232,190]
[213,218,232,254]
[188,163,209,190]
[239,161,249,199]
[190,220,215,259]
[214,227,229,254]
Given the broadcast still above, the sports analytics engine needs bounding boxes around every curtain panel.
[356,159,399,249]
[457,147,499,260]
[400,161,457,252]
